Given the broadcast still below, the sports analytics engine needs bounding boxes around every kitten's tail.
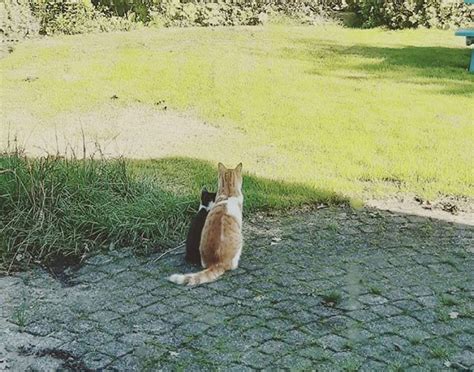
[168,264,226,286]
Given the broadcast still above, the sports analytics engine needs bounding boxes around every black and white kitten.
[185,188,216,265]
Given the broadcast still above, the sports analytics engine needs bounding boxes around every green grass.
[1,25,473,201]
[369,286,382,295]
[440,294,459,306]
[0,153,343,272]
[322,290,342,306]
[430,346,449,359]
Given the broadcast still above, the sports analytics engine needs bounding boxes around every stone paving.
[1,206,473,371]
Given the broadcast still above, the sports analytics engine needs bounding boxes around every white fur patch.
[226,196,242,224]
[198,200,214,212]
[231,245,242,270]
[168,274,186,284]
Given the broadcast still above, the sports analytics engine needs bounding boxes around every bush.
[94,0,472,29]
[92,0,157,22]
[349,0,473,29]
[148,0,339,27]
[0,0,40,41]
[30,0,135,35]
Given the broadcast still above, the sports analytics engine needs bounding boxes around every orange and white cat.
[168,163,243,286]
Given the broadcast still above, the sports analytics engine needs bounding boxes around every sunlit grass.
[1,25,473,201]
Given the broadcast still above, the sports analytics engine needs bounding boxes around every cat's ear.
[218,162,226,172]
[235,163,243,173]
[202,187,208,193]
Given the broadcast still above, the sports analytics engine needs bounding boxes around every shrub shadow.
[283,40,474,96]
[130,156,348,214]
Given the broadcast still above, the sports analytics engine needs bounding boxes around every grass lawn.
[1,25,473,200]
[1,25,473,270]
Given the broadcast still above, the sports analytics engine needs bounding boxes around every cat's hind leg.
[230,242,243,270]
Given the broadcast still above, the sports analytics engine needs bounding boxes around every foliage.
[349,0,473,29]
[30,0,134,35]
[0,0,40,40]
[92,0,157,22]
[5,0,470,34]
[95,0,342,27]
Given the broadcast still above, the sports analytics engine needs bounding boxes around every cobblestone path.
[1,207,473,371]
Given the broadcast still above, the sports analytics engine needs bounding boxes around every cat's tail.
[168,264,226,286]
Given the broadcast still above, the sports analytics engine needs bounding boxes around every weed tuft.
[322,291,342,307]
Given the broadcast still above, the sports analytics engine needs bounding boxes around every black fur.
[185,189,216,265]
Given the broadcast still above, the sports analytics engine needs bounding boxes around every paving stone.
[346,327,373,343]
[228,314,262,330]
[258,339,289,354]
[384,288,411,301]
[276,354,313,369]
[83,331,114,347]
[107,353,141,371]
[411,309,438,323]
[194,310,229,326]
[389,315,421,329]
[100,341,134,359]
[265,317,295,332]
[226,363,255,372]
[82,351,114,369]
[400,328,432,344]
[371,304,403,317]
[23,321,57,337]
[393,299,423,312]
[59,340,93,358]
[280,329,310,347]
[1,206,472,371]
[298,345,331,362]
[241,350,273,369]
[364,319,396,335]
[243,327,274,344]
[359,359,386,371]
[416,295,438,308]
[358,343,390,362]
[449,332,474,350]
[452,350,474,367]
[318,334,348,352]
[348,310,379,322]
[358,294,388,305]
[174,321,210,337]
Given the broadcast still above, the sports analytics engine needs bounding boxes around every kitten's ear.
[235,163,243,173]
[218,162,226,172]
[202,187,208,193]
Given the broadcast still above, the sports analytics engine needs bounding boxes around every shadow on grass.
[0,154,346,273]
[129,157,347,213]
[284,41,474,96]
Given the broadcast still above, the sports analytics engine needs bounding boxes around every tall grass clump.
[0,153,192,273]
[0,153,345,273]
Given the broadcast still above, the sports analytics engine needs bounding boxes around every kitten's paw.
[168,274,186,285]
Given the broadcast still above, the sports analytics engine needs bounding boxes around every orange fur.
[168,163,243,286]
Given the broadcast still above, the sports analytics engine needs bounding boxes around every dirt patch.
[44,253,82,287]
[19,346,91,372]
[1,102,245,159]
[367,196,474,226]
